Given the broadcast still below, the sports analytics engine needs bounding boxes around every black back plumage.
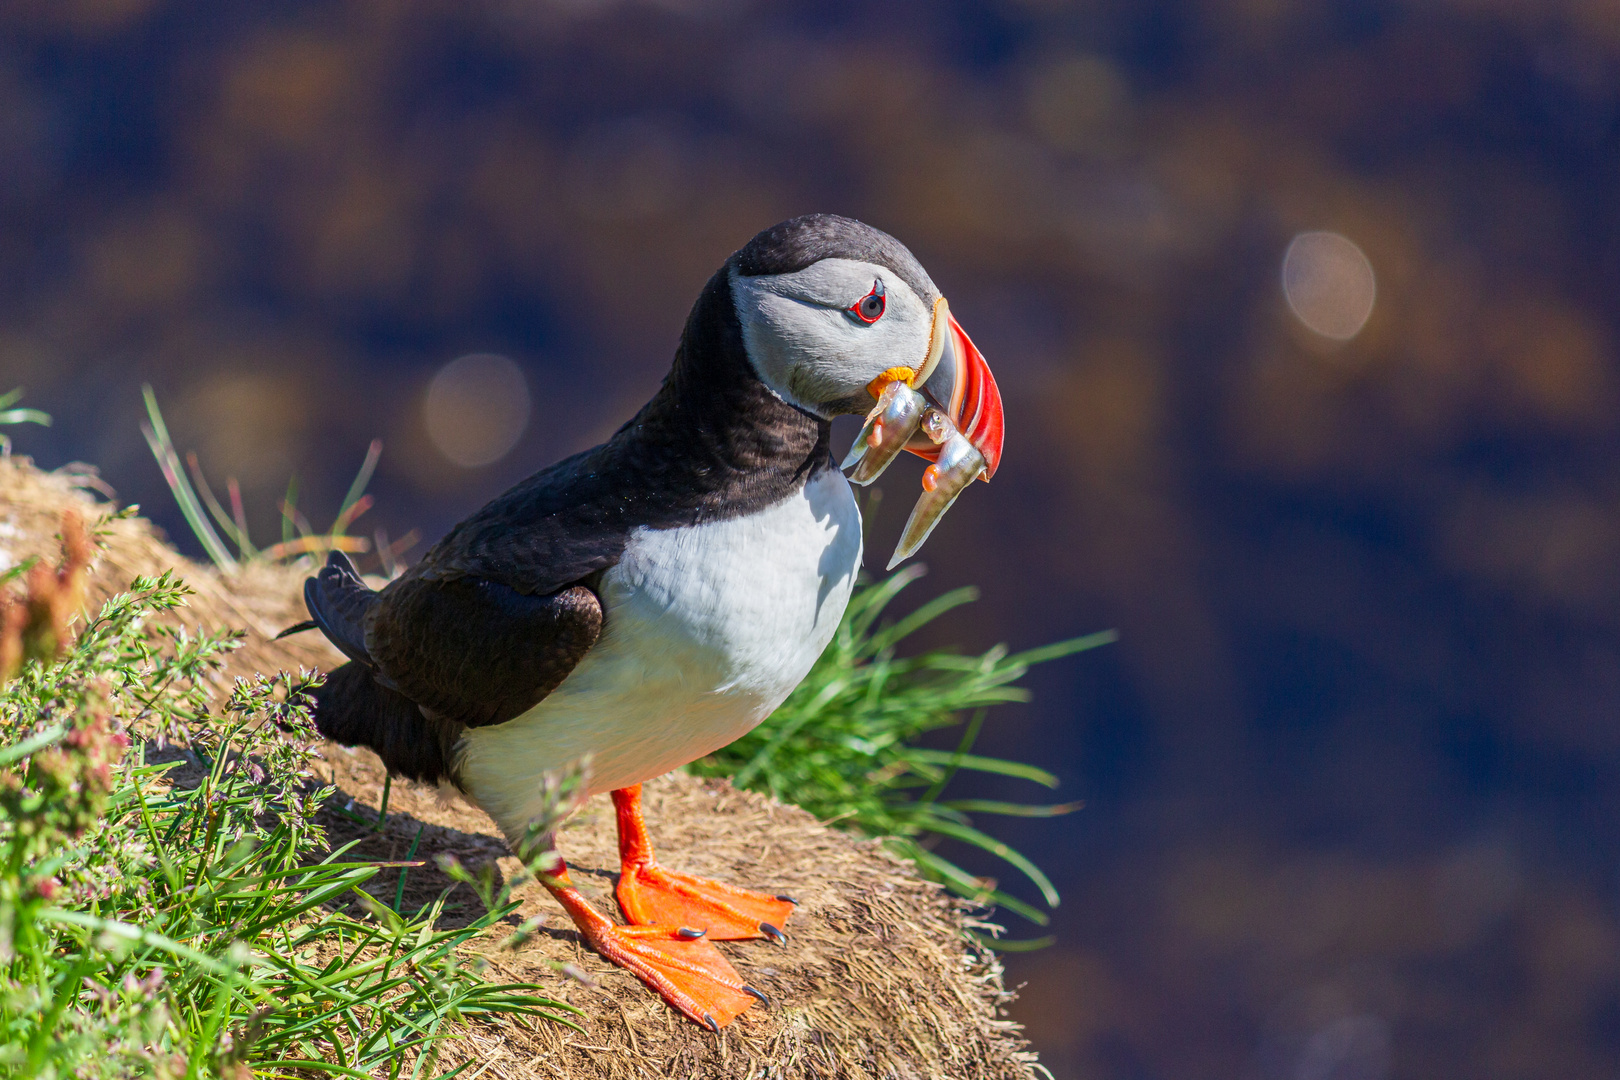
[300,215,925,784]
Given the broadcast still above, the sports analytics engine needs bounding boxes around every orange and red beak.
[840,297,1005,567]
[909,299,1004,481]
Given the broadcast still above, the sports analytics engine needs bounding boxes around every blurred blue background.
[6,1,1620,1075]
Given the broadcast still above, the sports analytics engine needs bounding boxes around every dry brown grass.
[0,454,1038,1080]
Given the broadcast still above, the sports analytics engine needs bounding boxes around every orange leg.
[544,858,767,1031]
[612,784,796,942]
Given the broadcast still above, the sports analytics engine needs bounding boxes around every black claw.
[775,895,799,905]
[703,1012,720,1033]
[743,985,770,1006]
[759,921,787,945]
[676,926,707,939]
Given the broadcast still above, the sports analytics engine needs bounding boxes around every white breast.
[456,467,862,842]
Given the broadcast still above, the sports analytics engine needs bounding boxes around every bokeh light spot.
[1282,231,1377,340]
[423,353,530,468]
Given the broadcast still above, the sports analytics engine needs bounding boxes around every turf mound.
[0,454,1038,1080]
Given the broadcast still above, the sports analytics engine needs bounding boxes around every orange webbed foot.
[617,862,797,941]
[549,868,768,1030]
[584,922,767,1030]
[611,784,796,942]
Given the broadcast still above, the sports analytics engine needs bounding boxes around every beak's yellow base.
[866,366,917,398]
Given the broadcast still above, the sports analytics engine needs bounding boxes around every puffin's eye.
[850,281,886,324]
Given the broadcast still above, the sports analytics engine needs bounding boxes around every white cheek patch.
[732,260,931,415]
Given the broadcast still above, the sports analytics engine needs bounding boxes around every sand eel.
[289,214,1005,1030]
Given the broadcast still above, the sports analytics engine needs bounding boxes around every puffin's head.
[729,214,1004,565]
[730,215,1003,476]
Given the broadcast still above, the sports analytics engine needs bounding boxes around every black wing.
[365,572,603,729]
[301,551,602,783]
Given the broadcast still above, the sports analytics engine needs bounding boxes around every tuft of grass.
[691,566,1114,944]
[0,388,51,430]
[0,388,51,458]
[140,386,416,574]
[0,524,579,1078]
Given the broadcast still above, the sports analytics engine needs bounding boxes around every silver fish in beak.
[840,378,929,485]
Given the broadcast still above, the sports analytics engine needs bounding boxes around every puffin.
[292,214,1004,1030]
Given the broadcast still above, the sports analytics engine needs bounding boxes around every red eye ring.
[850,280,886,324]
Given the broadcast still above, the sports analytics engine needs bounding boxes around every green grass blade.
[901,845,1053,926]
[38,909,243,974]
[0,723,67,766]
[847,564,926,641]
[140,384,237,570]
[938,799,1085,817]
[255,1060,379,1079]
[185,450,257,559]
[731,676,850,789]
[282,474,301,546]
[334,438,383,535]
[0,387,49,426]
[866,585,980,656]
[914,817,1061,907]
[0,554,39,587]
[898,748,1061,788]
[1002,629,1120,668]
[965,932,1057,952]
[394,825,425,912]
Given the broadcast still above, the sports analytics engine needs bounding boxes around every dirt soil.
[0,455,1039,1080]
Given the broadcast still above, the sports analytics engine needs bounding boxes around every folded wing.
[300,550,603,783]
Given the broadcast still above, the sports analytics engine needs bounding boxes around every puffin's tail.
[309,660,454,783]
[302,550,376,666]
[295,552,455,784]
